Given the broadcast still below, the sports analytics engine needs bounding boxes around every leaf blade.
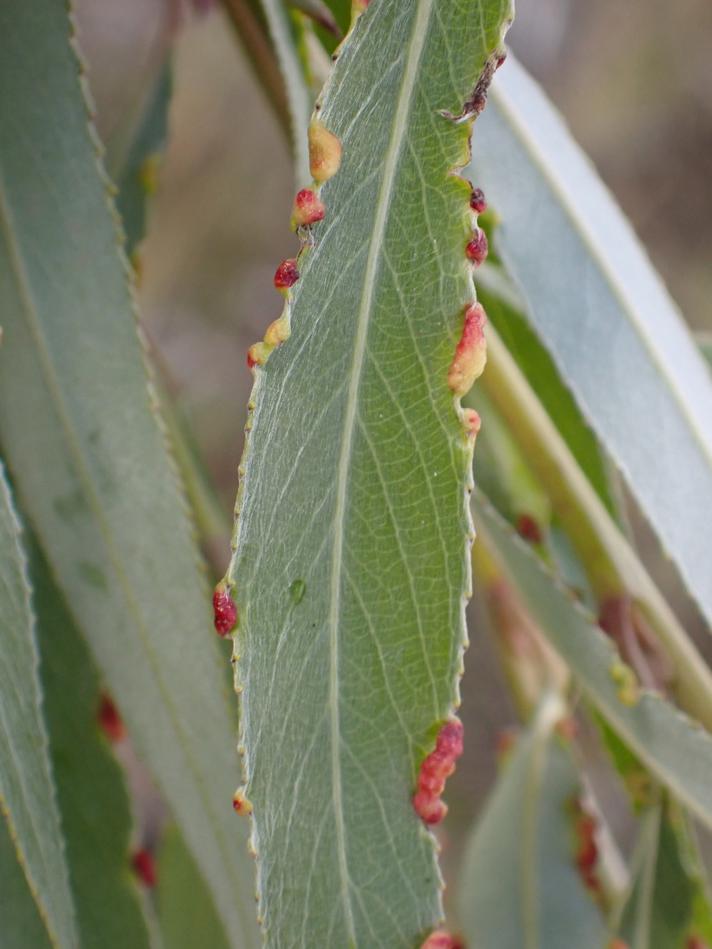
[471,56,712,626]
[229,1,512,943]
[0,6,257,945]
[458,694,608,949]
[31,542,152,949]
[476,495,712,834]
[0,467,78,949]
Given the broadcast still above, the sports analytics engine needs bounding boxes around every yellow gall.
[447,303,487,397]
[232,788,253,816]
[264,317,290,348]
[308,121,342,184]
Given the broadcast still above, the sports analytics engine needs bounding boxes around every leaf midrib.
[325,0,435,938]
[0,173,245,937]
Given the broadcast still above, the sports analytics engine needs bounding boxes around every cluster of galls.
[412,718,464,825]
[247,121,342,371]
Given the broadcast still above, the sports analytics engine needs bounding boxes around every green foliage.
[0,2,256,944]
[0,467,78,949]
[617,802,712,948]
[228,1,511,942]
[0,2,710,947]
[471,56,712,627]
[32,543,152,948]
[158,826,232,949]
[476,497,712,833]
[459,694,608,949]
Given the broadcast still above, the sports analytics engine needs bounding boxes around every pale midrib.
[0,179,248,948]
[326,1,435,940]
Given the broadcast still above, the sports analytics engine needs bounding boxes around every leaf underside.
[32,542,152,949]
[459,694,607,949]
[229,1,511,945]
[471,56,712,627]
[0,468,78,949]
[0,5,256,945]
[476,496,712,834]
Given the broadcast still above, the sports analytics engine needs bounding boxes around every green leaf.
[0,5,257,945]
[0,820,52,949]
[475,496,712,834]
[458,693,608,949]
[114,65,172,256]
[471,56,712,627]
[618,803,712,948]
[158,825,232,949]
[474,263,620,521]
[0,467,78,949]
[228,1,512,943]
[31,542,151,949]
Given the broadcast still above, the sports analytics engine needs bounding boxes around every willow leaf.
[228,1,512,943]
[476,496,712,833]
[458,693,607,949]
[0,5,256,945]
[115,65,172,256]
[0,467,78,949]
[158,826,231,949]
[0,820,52,949]
[470,56,712,627]
[31,542,151,949]
[618,804,712,949]
[474,263,620,521]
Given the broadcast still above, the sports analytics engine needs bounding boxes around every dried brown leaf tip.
[308,121,342,184]
[448,303,487,397]
[413,718,464,825]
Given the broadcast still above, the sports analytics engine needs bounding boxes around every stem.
[480,323,712,730]
[220,0,291,137]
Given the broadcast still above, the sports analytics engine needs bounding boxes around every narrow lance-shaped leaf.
[0,5,257,945]
[158,826,231,949]
[31,540,152,949]
[475,495,712,835]
[114,65,172,257]
[473,262,620,521]
[228,1,512,944]
[618,802,712,949]
[0,821,52,949]
[458,693,608,949]
[0,466,78,949]
[471,56,712,627]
